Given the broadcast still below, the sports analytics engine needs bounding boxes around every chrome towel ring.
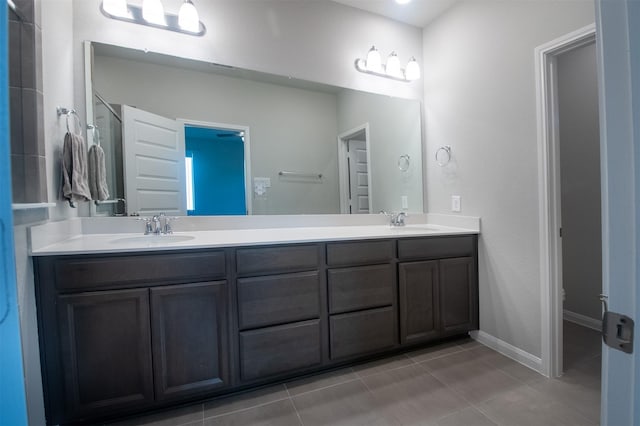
[436,145,451,166]
[57,106,82,135]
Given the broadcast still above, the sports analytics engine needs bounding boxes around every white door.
[347,139,369,214]
[596,0,640,424]
[122,106,186,216]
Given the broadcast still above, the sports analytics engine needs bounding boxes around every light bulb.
[179,0,200,33]
[386,52,403,79]
[102,0,129,18]
[405,57,421,81]
[142,0,166,26]
[366,46,383,73]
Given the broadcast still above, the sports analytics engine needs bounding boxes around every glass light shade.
[405,57,421,80]
[142,0,166,26]
[385,52,403,79]
[366,46,383,73]
[102,0,129,17]
[178,0,200,33]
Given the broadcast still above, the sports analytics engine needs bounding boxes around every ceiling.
[331,0,459,28]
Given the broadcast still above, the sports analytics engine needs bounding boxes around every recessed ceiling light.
[395,0,411,4]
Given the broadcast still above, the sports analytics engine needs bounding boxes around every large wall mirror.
[86,42,424,216]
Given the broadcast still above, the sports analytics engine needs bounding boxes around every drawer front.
[236,245,319,276]
[397,236,475,260]
[329,306,396,360]
[326,240,394,266]
[55,251,226,291]
[239,320,322,381]
[328,264,394,314]
[237,271,320,330]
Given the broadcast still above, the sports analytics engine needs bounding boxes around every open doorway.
[338,124,372,214]
[178,120,251,215]
[537,25,601,388]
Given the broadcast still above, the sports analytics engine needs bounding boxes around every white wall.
[557,42,602,322]
[423,0,595,358]
[337,90,423,213]
[94,55,340,215]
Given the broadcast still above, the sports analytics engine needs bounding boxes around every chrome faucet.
[139,213,177,235]
[390,211,407,227]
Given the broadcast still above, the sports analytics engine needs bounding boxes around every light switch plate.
[401,195,408,209]
[451,195,461,212]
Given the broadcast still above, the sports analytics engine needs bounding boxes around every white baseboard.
[470,330,543,374]
[563,310,602,331]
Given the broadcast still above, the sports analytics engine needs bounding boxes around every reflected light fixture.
[395,0,412,4]
[354,46,421,82]
[100,0,206,36]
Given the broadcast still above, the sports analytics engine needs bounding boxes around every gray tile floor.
[111,322,601,426]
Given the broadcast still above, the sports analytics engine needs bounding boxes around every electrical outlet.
[401,195,408,209]
[451,195,461,212]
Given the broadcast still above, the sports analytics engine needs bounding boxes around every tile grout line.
[285,385,306,426]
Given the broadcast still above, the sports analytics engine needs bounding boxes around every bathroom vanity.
[32,224,478,425]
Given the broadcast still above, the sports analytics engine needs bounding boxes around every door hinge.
[559,227,563,237]
[600,294,634,354]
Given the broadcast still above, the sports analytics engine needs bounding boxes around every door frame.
[337,123,372,214]
[177,119,252,215]
[535,24,596,378]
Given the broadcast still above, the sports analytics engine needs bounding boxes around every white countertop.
[30,223,478,256]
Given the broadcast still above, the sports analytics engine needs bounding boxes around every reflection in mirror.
[88,42,423,216]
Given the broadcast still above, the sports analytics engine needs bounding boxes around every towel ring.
[398,154,410,172]
[87,124,101,146]
[57,107,82,135]
[436,145,452,167]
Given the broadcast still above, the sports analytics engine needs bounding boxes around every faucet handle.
[135,217,153,235]
[163,216,178,234]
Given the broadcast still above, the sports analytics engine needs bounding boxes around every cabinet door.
[57,289,153,419]
[151,281,229,400]
[329,306,396,360]
[399,261,440,345]
[440,257,477,334]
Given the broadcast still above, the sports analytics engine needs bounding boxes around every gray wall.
[94,55,340,215]
[557,42,602,321]
[422,0,595,357]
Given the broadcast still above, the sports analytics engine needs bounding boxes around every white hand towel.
[61,132,91,203]
[88,144,110,201]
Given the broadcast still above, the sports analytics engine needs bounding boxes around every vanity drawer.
[329,306,396,360]
[239,319,322,381]
[237,271,320,330]
[54,251,226,291]
[328,264,394,314]
[236,245,319,276]
[397,236,475,260]
[326,240,394,266]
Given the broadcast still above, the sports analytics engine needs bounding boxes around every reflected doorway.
[338,124,372,214]
[179,121,252,216]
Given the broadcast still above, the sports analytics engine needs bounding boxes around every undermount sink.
[110,234,196,245]
[390,225,441,232]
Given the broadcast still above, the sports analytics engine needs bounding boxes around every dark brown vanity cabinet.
[36,251,230,424]
[398,236,478,345]
[326,240,398,360]
[35,235,478,425]
[235,245,324,382]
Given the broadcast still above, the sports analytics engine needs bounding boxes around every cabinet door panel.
[329,306,396,360]
[57,289,153,418]
[399,261,440,344]
[238,271,320,330]
[440,257,476,333]
[328,264,394,314]
[236,245,319,276]
[151,281,229,400]
[398,236,474,260]
[239,320,322,381]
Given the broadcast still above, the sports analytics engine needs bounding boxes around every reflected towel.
[61,132,91,203]
[88,144,110,201]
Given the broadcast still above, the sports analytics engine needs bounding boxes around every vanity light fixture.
[100,0,206,36]
[395,0,412,4]
[355,46,421,82]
